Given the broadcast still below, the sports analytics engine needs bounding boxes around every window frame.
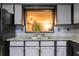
[23,7,57,33]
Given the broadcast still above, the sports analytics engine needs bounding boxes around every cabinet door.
[10,41,24,56]
[25,47,39,56]
[41,47,54,56]
[10,47,23,56]
[57,47,66,56]
[2,4,14,14]
[74,4,79,24]
[15,4,22,24]
[57,5,71,24]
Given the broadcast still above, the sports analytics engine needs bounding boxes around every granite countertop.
[6,33,79,43]
[6,35,73,41]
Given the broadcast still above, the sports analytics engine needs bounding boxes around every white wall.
[2,4,14,14]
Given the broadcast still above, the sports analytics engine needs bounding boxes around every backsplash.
[14,24,79,37]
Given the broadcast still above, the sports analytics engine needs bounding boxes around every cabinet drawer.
[57,41,66,46]
[41,41,54,46]
[25,41,39,46]
[10,41,24,46]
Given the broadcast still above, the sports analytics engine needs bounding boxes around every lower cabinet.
[10,41,24,56]
[57,47,66,56]
[57,41,67,56]
[10,47,24,56]
[9,41,67,56]
[25,47,39,56]
[41,47,54,56]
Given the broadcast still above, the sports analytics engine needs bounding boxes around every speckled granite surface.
[6,33,79,43]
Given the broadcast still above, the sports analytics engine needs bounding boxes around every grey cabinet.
[57,5,71,24]
[15,4,22,24]
[2,4,14,14]
[57,41,67,56]
[74,4,79,24]
[9,41,67,56]
[41,47,54,56]
[10,47,23,56]
[10,41,24,56]
[25,41,39,56]
[41,41,54,56]
[57,47,66,56]
[25,47,39,56]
